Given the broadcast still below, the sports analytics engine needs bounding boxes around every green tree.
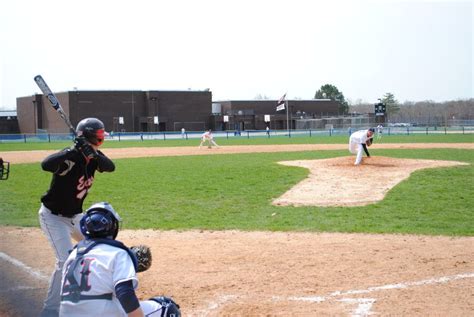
[314,84,349,114]
[380,92,400,117]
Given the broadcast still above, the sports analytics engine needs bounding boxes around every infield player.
[199,129,219,149]
[348,128,375,165]
[59,202,181,317]
[38,118,115,317]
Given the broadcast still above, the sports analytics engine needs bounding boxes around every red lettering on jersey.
[76,175,94,199]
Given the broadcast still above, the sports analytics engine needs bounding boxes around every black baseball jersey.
[41,148,115,217]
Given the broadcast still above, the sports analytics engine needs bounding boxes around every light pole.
[131,92,135,132]
[150,97,158,132]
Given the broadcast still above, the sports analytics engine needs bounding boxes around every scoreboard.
[374,102,386,116]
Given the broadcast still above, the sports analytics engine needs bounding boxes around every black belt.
[61,293,113,302]
[50,210,75,218]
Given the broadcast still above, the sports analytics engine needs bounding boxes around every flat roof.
[213,99,332,102]
[0,110,17,117]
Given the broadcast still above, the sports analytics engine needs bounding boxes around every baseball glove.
[366,138,373,146]
[130,245,152,272]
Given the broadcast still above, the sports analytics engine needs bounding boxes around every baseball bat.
[34,75,77,136]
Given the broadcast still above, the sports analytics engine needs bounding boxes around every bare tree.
[350,98,473,126]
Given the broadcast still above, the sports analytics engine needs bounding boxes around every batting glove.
[74,137,97,159]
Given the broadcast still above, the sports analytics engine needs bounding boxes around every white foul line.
[0,251,49,281]
[199,272,474,316]
[285,272,474,316]
[327,272,474,297]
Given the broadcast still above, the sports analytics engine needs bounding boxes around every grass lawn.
[0,146,472,236]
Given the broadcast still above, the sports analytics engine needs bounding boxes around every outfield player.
[376,124,383,140]
[348,128,375,165]
[59,202,181,317]
[199,129,219,148]
[39,118,115,317]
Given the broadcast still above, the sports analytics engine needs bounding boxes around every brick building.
[16,90,212,134]
[0,111,19,134]
[210,99,339,131]
[16,91,340,133]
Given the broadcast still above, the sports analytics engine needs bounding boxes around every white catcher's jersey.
[59,244,138,317]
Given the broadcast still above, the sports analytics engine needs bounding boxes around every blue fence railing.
[0,127,473,143]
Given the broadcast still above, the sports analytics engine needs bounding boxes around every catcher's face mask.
[0,158,9,180]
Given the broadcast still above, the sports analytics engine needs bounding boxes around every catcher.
[59,202,180,317]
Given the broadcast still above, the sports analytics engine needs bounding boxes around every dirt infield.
[1,143,473,316]
[273,156,468,207]
[2,142,474,164]
[1,228,473,316]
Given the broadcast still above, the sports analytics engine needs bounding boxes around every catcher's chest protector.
[67,239,138,286]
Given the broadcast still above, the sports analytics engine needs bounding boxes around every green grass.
[0,148,472,236]
[0,133,472,151]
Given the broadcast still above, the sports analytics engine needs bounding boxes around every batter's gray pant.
[38,204,84,314]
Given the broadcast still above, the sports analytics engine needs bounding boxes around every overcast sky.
[0,0,472,110]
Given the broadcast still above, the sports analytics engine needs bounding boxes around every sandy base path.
[2,143,474,164]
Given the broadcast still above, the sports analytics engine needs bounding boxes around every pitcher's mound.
[272,156,468,207]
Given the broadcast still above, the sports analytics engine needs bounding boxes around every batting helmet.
[80,202,121,239]
[76,118,107,146]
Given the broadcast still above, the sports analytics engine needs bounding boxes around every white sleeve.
[113,250,138,289]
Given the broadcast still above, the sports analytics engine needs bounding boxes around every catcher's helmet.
[0,158,10,180]
[76,118,106,146]
[149,296,181,317]
[80,202,121,239]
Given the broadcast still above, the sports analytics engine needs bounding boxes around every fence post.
[48,134,51,142]
[226,131,229,139]
[407,127,409,135]
[462,126,464,134]
[247,131,250,139]
[118,133,121,141]
[24,134,27,143]
[309,129,312,137]
[329,129,332,136]
[388,128,391,136]
[426,127,428,135]
[444,127,447,134]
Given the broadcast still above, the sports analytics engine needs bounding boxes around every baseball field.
[0,134,473,316]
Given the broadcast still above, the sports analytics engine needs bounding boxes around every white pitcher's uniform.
[349,129,371,165]
[60,244,163,317]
